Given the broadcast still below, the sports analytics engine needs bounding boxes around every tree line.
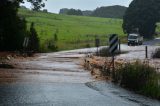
[59,8,83,16]
[59,5,127,19]
[123,0,160,38]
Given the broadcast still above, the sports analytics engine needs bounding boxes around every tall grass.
[116,61,160,99]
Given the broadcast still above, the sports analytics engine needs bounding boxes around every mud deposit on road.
[0,52,93,84]
[0,49,160,106]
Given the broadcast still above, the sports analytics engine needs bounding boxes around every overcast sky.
[22,0,133,13]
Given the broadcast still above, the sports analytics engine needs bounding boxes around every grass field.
[19,8,126,52]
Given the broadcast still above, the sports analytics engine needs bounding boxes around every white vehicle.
[128,33,143,46]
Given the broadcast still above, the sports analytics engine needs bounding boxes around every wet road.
[143,38,160,45]
[0,46,160,105]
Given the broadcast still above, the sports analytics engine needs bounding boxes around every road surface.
[0,44,160,105]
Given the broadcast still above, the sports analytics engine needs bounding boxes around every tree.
[123,0,160,38]
[67,9,83,16]
[0,0,26,51]
[42,9,48,13]
[54,29,59,41]
[0,0,45,51]
[27,0,46,11]
[91,5,127,19]
[29,22,39,52]
[59,8,69,14]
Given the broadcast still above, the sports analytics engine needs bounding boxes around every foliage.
[82,10,93,16]
[59,6,127,19]
[152,48,160,58]
[27,0,46,11]
[91,5,127,19]
[59,8,70,15]
[116,61,160,99]
[28,22,39,52]
[67,9,83,16]
[59,8,83,16]
[123,0,160,38]
[0,0,46,51]
[54,33,58,41]
[47,39,58,51]
[0,0,26,51]
[60,8,83,16]
[42,9,48,13]
[117,61,154,90]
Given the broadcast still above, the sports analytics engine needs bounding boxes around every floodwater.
[0,46,160,106]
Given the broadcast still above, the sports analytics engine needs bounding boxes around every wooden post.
[112,55,115,81]
[97,47,99,56]
[119,39,121,53]
[145,46,148,59]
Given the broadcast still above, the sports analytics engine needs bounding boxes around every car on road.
[128,33,143,46]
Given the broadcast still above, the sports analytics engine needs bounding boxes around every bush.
[116,61,160,99]
[142,76,160,99]
[152,48,160,58]
[85,43,91,48]
[0,1,26,51]
[96,47,125,57]
[46,39,58,52]
[28,22,39,52]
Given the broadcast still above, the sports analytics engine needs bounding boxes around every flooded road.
[0,47,160,106]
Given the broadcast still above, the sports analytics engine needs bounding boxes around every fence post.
[112,55,115,81]
[119,39,121,53]
[145,46,148,59]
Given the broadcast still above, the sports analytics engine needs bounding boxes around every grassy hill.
[18,8,125,51]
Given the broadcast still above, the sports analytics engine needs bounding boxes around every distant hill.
[82,10,93,16]
[59,8,83,16]
[91,5,127,19]
[59,5,127,19]
[59,8,92,16]
[59,8,69,15]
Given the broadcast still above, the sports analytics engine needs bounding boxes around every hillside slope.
[18,8,124,51]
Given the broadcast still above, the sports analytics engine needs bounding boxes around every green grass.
[18,8,125,52]
[116,61,160,99]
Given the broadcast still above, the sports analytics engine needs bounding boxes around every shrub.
[46,39,58,52]
[85,43,91,48]
[116,61,160,99]
[96,47,125,57]
[117,61,154,90]
[152,48,160,58]
[28,22,39,52]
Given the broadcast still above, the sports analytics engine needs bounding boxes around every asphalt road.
[143,38,160,45]
[0,40,160,106]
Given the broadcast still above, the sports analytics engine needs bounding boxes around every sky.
[22,0,133,13]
